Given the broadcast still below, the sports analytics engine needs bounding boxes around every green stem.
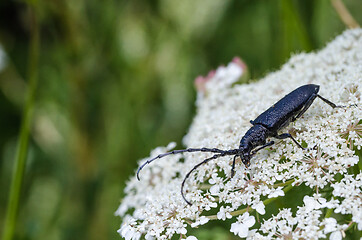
[324,208,333,218]
[273,179,295,187]
[331,0,360,29]
[2,6,39,240]
[344,221,356,232]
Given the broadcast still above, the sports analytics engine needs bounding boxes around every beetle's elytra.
[137,84,342,205]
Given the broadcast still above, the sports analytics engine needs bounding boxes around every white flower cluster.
[116,29,362,239]
[254,195,349,240]
[332,174,362,230]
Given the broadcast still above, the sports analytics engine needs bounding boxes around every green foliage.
[0,1,360,239]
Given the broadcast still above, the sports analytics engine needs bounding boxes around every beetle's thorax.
[239,124,270,153]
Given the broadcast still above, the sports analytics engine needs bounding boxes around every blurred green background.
[0,0,360,239]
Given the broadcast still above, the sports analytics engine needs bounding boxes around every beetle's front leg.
[275,133,306,150]
[250,141,275,155]
[231,155,238,178]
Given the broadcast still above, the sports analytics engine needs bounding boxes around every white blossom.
[268,187,284,198]
[258,194,350,239]
[323,217,338,234]
[230,212,255,238]
[331,173,362,230]
[185,236,198,240]
[190,216,209,228]
[330,231,342,240]
[117,29,362,239]
[252,201,265,215]
[217,206,233,220]
[118,224,141,240]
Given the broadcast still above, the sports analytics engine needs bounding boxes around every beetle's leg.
[293,94,344,122]
[275,133,306,150]
[317,94,343,108]
[250,141,275,156]
[231,155,238,178]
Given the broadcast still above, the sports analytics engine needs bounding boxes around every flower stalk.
[2,5,39,240]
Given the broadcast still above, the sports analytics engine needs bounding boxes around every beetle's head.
[239,151,251,167]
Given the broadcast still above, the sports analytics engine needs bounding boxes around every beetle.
[137,84,342,205]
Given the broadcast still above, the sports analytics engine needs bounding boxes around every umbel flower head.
[116,29,362,240]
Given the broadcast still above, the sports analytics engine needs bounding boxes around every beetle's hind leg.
[317,94,343,108]
[292,93,344,122]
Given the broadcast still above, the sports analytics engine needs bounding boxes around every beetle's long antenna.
[181,149,239,205]
[137,147,233,180]
[181,153,224,205]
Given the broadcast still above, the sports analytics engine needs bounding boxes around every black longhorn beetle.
[137,84,343,205]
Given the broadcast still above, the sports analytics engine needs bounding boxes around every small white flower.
[217,206,232,220]
[185,236,198,240]
[191,216,209,227]
[268,187,284,198]
[252,201,265,215]
[118,225,141,240]
[303,195,328,211]
[323,218,338,233]
[330,231,342,240]
[230,212,256,238]
[209,173,222,195]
